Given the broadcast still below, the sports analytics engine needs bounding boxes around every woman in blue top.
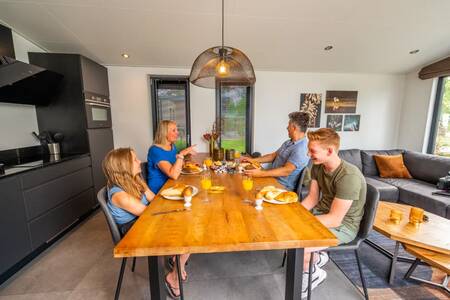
[147,120,197,298]
[147,120,197,194]
[103,148,154,235]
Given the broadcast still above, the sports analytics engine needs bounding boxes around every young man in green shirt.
[300,128,366,297]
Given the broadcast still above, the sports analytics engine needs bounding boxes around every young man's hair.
[307,128,340,150]
[288,111,310,132]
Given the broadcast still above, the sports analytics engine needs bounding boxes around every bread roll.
[161,183,187,197]
[275,191,298,203]
[182,186,193,197]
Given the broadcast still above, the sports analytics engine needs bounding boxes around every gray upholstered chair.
[97,187,137,300]
[307,183,380,300]
[141,162,148,182]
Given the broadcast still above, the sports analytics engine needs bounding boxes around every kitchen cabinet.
[0,156,95,282]
[87,128,114,193]
[0,177,32,275]
[80,56,109,96]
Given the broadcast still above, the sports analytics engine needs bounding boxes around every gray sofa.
[338,149,450,219]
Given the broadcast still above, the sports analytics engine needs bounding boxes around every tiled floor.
[0,211,363,300]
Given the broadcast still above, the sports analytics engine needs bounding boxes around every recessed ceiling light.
[409,49,420,54]
[324,45,333,51]
[121,53,129,58]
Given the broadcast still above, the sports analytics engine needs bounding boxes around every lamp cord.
[221,0,224,50]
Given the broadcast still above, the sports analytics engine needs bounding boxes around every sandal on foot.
[167,258,188,282]
[164,276,180,299]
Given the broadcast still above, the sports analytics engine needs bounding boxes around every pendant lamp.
[189,0,256,89]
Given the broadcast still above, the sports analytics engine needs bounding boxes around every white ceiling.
[0,0,449,74]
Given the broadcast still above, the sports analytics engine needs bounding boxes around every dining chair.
[97,187,137,300]
[306,183,380,300]
[141,162,148,182]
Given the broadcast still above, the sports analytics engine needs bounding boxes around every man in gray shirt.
[243,112,310,191]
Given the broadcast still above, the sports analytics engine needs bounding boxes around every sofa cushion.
[403,150,450,184]
[361,149,404,176]
[373,154,412,178]
[339,149,362,171]
[374,177,423,189]
[397,182,450,219]
[365,177,399,202]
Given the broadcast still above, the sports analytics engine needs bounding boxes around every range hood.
[0,24,63,105]
[0,56,63,105]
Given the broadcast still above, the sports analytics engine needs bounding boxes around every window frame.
[427,76,446,154]
[149,75,192,147]
[215,81,254,154]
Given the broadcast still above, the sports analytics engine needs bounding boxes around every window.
[216,83,254,154]
[428,76,450,156]
[150,76,191,150]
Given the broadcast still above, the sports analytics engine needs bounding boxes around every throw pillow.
[373,154,413,178]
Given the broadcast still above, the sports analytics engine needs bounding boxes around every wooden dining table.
[114,154,338,300]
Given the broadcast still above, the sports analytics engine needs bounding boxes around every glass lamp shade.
[189,46,256,89]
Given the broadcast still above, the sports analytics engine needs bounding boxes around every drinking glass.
[234,151,241,159]
[409,207,424,226]
[200,173,212,202]
[242,175,253,204]
[204,157,213,169]
[389,209,403,225]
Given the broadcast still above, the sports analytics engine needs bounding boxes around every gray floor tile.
[0,291,71,300]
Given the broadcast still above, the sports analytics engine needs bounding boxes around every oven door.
[85,102,112,128]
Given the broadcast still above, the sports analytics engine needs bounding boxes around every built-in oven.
[84,91,112,128]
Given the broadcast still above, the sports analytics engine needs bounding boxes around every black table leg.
[285,248,304,300]
[175,255,185,300]
[148,256,166,300]
[388,241,400,284]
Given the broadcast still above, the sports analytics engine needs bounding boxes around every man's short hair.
[288,111,309,132]
[307,128,340,150]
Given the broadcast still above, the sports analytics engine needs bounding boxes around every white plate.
[162,186,199,200]
[263,198,295,205]
[180,168,203,175]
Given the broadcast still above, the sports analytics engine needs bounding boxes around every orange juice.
[204,157,213,168]
[234,151,241,159]
[242,178,253,191]
[201,178,212,190]
[409,207,424,225]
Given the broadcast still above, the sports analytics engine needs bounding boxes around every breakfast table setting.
[114,153,338,300]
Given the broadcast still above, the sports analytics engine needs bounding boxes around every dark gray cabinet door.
[87,128,114,194]
[80,56,109,96]
[0,177,32,274]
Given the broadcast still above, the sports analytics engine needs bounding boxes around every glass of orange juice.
[409,207,424,226]
[242,174,253,203]
[234,151,241,160]
[204,157,213,169]
[201,172,212,202]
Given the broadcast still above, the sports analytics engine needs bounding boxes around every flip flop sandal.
[164,276,180,299]
[167,258,188,282]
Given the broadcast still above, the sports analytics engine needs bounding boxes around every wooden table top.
[374,201,450,255]
[114,155,338,257]
[402,243,450,274]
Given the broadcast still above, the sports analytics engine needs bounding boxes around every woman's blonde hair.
[307,128,340,150]
[153,120,176,145]
[102,148,147,200]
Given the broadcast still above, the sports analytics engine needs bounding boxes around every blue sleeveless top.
[107,186,149,225]
[147,144,177,194]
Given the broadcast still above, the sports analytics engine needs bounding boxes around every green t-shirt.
[311,160,366,234]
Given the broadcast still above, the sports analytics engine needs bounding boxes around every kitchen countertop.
[0,153,90,179]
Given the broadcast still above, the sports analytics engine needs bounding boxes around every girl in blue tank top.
[103,148,154,234]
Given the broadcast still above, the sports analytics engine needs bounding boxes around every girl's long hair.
[102,148,147,200]
[153,120,176,145]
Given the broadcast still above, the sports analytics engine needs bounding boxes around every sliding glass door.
[150,76,191,150]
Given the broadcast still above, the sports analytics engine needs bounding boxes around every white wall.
[108,66,406,160]
[397,70,436,152]
[0,31,45,150]
[108,66,215,160]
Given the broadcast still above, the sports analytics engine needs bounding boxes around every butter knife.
[152,208,187,216]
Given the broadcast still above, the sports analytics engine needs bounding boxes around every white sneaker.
[301,266,327,299]
[316,251,329,268]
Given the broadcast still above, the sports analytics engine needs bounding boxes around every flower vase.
[209,138,216,156]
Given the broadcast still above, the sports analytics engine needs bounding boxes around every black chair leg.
[354,249,369,300]
[175,255,184,300]
[281,250,287,267]
[307,252,314,300]
[131,257,136,272]
[115,258,127,300]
